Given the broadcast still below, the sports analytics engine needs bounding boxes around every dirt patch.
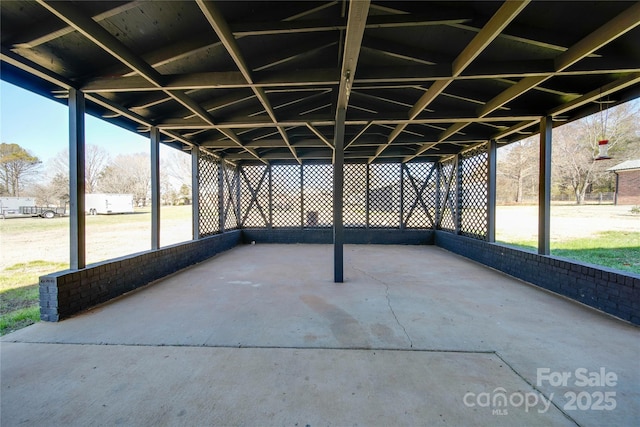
[496,204,640,243]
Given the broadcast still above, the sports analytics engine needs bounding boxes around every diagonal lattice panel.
[222,163,239,231]
[402,162,436,228]
[460,144,488,239]
[198,151,219,237]
[437,158,457,232]
[271,164,302,227]
[369,163,401,228]
[240,165,269,228]
[303,164,333,228]
[344,163,367,228]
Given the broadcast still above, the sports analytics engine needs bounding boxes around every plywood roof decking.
[2,1,639,164]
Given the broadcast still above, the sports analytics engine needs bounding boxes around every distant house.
[608,159,640,205]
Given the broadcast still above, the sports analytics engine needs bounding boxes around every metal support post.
[435,162,441,229]
[218,161,225,233]
[69,88,86,270]
[399,164,405,229]
[150,126,160,249]
[365,163,370,229]
[487,140,497,242]
[538,116,552,255]
[300,163,305,228]
[333,108,346,283]
[267,164,273,228]
[234,165,241,228]
[192,148,200,239]
[455,155,463,234]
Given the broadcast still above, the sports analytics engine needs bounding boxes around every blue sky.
[1,81,150,163]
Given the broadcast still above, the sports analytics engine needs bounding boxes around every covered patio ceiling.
[1,0,639,164]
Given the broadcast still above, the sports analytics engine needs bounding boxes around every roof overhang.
[2,1,639,164]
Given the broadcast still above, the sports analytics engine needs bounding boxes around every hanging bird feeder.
[594,96,615,161]
[596,139,611,160]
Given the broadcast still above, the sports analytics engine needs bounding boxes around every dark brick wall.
[40,226,638,326]
[241,228,434,245]
[616,169,640,205]
[40,230,241,321]
[434,231,640,325]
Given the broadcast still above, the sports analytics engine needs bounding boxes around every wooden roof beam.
[371,0,530,163]
[36,0,265,164]
[439,1,640,142]
[11,1,142,49]
[493,71,640,141]
[196,0,301,163]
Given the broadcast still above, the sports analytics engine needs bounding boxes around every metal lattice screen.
[437,158,457,232]
[271,164,302,227]
[240,165,269,228]
[303,164,333,228]
[198,158,487,235]
[459,144,488,239]
[343,163,367,228]
[369,163,401,228]
[222,163,239,231]
[402,162,437,228]
[198,151,219,237]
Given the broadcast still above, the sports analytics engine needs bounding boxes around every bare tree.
[553,101,640,204]
[0,143,42,196]
[497,138,539,203]
[99,153,150,205]
[163,149,192,192]
[48,144,110,193]
[28,173,69,206]
[85,145,111,193]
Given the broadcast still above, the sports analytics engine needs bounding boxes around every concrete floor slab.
[2,245,639,426]
[1,343,575,426]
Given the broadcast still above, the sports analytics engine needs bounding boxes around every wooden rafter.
[438,1,640,144]
[370,0,531,163]
[196,0,300,163]
[36,0,265,164]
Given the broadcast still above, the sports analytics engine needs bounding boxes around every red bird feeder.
[594,94,614,161]
[595,139,611,160]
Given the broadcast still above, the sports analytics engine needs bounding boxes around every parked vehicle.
[0,197,65,219]
[85,193,134,215]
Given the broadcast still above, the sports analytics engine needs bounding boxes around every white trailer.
[85,193,134,215]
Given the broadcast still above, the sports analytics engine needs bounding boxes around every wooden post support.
[69,88,86,270]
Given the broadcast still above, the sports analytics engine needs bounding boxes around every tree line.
[497,101,639,204]
[0,143,191,207]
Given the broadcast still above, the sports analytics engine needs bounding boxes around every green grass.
[0,260,68,336]
[0,306,40,335]
[499,231,640,274]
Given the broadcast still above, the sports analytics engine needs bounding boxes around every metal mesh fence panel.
[198,151,219,237]
[271,164,302,227]
[222,163,239,231]
[343,163,367,228]
[437,158,457,232]
[240,165,269,228]
[402,162,436,228]
[369,163,401,228]
[460,144,488,239]
[233,158,485,233]
[303,164,333,228]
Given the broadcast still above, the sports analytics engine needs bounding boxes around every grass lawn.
[0,260,68,335]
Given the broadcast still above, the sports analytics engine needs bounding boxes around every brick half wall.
[241,228,434,245]
[434,231,640,325]
[40,230,241,321]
